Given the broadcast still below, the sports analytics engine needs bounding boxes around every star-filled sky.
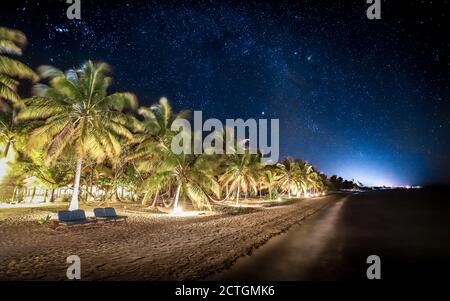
[1,0,449,186]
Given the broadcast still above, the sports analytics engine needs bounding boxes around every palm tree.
[0,27,37,110]
[132,98,220,211]
[130,97,189,207]
[295,160,324,195]
[303,165,322,194]
[139,147,220,211]
[15,61,137,210]
[291,159,308,196]
[219,148,262,206]
[262,167,280,200]
[277,157,302,198]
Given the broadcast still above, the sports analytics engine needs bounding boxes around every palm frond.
[105,92,138,111]
[37,65,64,80]
[185,182,211,210]
[0,56,38,81]
[0,39,22,55]
[0,80,20,106]
[0,27,27,48]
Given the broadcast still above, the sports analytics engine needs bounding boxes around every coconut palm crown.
[15,61,138,210]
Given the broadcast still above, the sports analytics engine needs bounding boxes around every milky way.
[1,0,448,185]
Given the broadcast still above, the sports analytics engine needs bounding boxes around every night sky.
[1,0,448,186]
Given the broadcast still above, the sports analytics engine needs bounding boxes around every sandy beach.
[0,194,341,280]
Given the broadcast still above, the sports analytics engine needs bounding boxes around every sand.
[0,195,341,280]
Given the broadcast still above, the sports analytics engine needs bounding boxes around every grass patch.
[37,214,52,225]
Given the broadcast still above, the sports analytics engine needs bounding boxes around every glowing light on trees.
[0,146,15,183]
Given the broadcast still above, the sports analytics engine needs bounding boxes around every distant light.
[55,26,69,33]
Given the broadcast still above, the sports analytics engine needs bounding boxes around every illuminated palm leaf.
[0,27,37,109]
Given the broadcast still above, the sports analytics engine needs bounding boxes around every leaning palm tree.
[0,27,37,109]
[15,61,137,210]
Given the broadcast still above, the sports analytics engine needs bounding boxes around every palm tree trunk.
[49,188,55,203]
[12,186,17,203]
[173,183,182,211]
[69,156,83,211]
[3,109,16,158]
[43,189,48,203]
[141,193,149,206]
[88,170,93,201]
[151,190,159,208]
[30,187,36,203]
[115,189,122,202]
[236,182,240,206]
[269,186,272,200]
[3,141,11,158]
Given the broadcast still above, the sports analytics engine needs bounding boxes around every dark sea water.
[211,188,450,280]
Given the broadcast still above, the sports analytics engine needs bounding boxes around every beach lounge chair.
[94,207,128,222]
[57,210,97,226]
